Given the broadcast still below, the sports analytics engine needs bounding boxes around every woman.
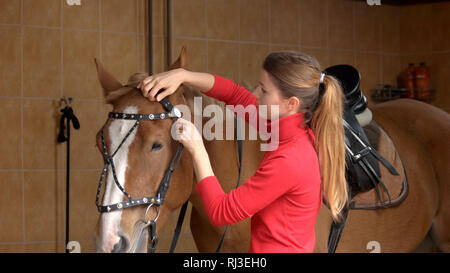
[137,51,348,253]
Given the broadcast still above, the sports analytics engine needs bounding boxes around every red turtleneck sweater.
[195,74,322,253]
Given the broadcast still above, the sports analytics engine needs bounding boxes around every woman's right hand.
[137,68,186,102]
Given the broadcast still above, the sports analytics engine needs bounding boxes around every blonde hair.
[263,51,348,222]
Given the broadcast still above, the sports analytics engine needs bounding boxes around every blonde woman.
[138,51,347,253]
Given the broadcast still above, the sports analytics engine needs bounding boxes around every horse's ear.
[94,58,123,97]
[168,46,187,70]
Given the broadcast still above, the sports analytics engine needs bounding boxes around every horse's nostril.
[112,235,129,253]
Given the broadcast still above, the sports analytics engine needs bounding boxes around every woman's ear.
[287,96,301,112]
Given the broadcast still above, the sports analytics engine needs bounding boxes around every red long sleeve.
[196,74,322,253]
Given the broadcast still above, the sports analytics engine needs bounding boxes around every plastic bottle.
[403,63,416,99]
[415,62,431,101]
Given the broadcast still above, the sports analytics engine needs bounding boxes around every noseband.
[95,84,184,252]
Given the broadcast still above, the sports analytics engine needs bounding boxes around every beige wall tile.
[172,0,206,38]
[399,54,433,70]
[380,5,400,53]
[63,30,100,99]
[382,55,401,87]
[153,36,167,73]
[431,2,450,52]
[67,100,103,169]
[240,0,269,43]
[172,38,207,72]
[206,0,239,41]
[63,0,99,30]
[101,0,137,33]
[354,1,381,52]
[239,43,270,90]
[399,5,432,54]
[270,0,299,45]
[101,32,138,84]
[432,53,450,109]
[270,45,300,53]
[0,26,21,97]
[207,41,239,82]
[68,170,100,241]
[139,34,149,72]
[0,98,22,169]
[300,0,327,48]
[329,50,354,67]
[0,0,21,24]
[23,99,60,169]
[0,172,23,242]
[151,0,164,36]
[24,171,64,242]
[25,241,64,253]
[0,243,25,253]
[328,0,353,50]
[23,0,60,27]
[23,27,61,98]
[138,0,148,35]
[355,52,381,106]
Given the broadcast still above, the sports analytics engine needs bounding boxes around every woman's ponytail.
[310,74,348,222]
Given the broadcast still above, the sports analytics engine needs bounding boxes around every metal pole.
[166,0,171,67]
[65,118,70,253]
[148,0,153,74]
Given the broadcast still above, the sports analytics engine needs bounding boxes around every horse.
[94,47,449,253]
[93,53,195,253]
[181,51,450,253]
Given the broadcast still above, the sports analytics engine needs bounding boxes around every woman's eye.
[150,143,163,152]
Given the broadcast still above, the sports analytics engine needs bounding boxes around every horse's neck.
[182,86,226,120]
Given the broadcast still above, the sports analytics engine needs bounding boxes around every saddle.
[323,65,409,253]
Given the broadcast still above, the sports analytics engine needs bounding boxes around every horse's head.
[94,48,193,253]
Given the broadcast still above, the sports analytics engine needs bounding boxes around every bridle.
[95,84,244,253]
[95,84,184,253]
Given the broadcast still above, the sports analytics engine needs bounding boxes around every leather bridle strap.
[215,116,244,253]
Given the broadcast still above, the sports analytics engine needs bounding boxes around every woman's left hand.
[172,118,204,154]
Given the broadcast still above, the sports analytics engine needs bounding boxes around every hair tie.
[318,72,326,95]
[311,72,327,113]
[319,72,326,85]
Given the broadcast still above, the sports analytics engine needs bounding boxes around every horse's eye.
[151,143,163,152]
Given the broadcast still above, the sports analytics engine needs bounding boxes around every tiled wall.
[164,0,450,112]
[166,0,401,107]
[0,0,449,253]
[0,0,148,253]
[397,2,450,112]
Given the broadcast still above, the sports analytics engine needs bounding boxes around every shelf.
[370,85,436,103]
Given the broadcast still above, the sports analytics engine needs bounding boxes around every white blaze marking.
[100,106,138,252]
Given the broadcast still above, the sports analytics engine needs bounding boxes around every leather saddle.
[323,65,408,253]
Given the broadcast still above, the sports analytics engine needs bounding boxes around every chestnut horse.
[95,48,449,253]
[93,55,195,252]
